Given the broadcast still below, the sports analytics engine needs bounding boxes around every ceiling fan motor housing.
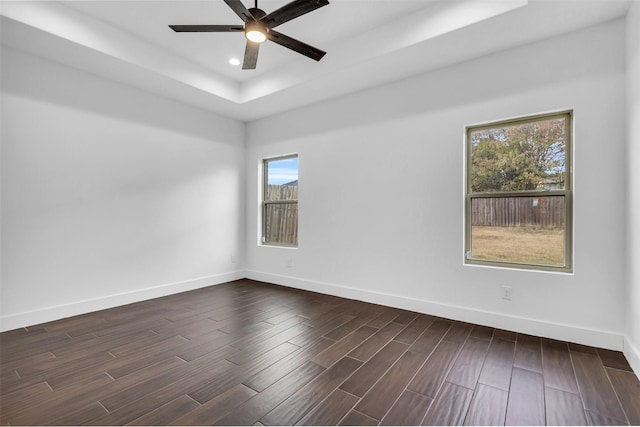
[246,8,269,42]
[248,7,267,20]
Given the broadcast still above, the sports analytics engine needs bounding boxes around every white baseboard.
[3,269,630,361]
[246,270,625,352]
[0,271,245,332]
[624,336,640,377]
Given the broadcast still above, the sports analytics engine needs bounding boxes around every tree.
[470,117,566,192]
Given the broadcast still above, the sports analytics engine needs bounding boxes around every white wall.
[625,1,640,373]
[0,46,245,331]
[246,19,628,350]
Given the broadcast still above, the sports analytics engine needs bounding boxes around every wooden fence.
[264,185,298,245]
[265,186,564,241]
[472,196,565,228]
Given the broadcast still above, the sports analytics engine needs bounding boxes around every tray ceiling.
[0,0,632,121]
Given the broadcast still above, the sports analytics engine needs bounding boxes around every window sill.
[464,259,574,275]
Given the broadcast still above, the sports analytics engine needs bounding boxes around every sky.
[267,157,298,185]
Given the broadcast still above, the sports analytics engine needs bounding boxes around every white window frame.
[464,110,573,273]
[262,154,299,247]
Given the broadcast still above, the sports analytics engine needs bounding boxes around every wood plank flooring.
[1,279,639,426]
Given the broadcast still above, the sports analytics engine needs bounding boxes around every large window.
[465,111,572,272]
[263,155,298,247]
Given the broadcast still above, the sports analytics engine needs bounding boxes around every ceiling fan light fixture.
[245,22,267,43]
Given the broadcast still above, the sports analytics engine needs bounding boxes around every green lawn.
[471,226,565,266]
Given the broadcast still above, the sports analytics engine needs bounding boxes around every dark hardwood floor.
[1,279,639,426]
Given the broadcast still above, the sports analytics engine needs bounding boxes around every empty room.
[1,0,640,425]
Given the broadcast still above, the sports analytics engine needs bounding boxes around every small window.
[465,111,572,272]
[262,155,298,247]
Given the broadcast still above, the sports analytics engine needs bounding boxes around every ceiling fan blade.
[224,0,254,22]
[261,0,329,28]
[268,30,326,61]
[169,24,244,32]
[243,41,260,69]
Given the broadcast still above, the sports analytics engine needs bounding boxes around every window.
[465,111,572,272]
[262,155,298,247]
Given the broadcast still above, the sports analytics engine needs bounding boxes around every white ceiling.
[0,0,633,121]
[63,0,436,82]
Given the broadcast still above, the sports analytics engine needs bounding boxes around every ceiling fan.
[169,0,329,70]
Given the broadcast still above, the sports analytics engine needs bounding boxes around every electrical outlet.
[501,285,513,301]
[287,259,293,268]
[230,255,237,264]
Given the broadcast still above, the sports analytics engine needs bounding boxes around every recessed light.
[229,58,241,66]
